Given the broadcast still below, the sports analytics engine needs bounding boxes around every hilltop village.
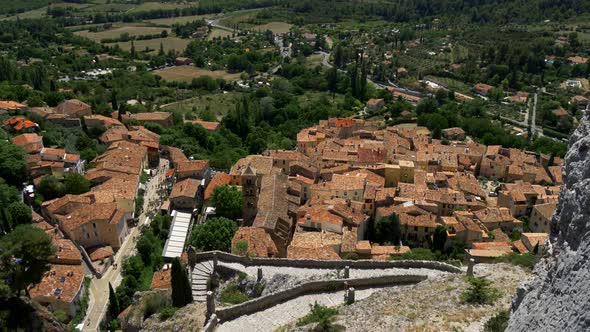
[2,96,561,329]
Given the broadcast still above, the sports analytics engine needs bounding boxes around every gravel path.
[217,287,383,332]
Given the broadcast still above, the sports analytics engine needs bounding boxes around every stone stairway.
[192,260,213,302]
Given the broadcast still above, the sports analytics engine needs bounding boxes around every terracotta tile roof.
[31,107,56,118]
[41,147,66,157]
[473,207,517,224]
[253,173,290,232]
[371,244,410,256]
[287,246,340,260]
[533,202,557,220]
[84,115,123,128]
[184,120,220,131]
[231,227,278,257]
[340,228,358,253]
[491,228,510,243]
[28,264,85,304]
[45,194,92,215]
[11,133,43,153]
[169,178,200,199]
[0,100,26,110]
[60,202,118,233]
[471,242,512,252]
[290,231,341,249]
[3,117,38,131]
[56,99,91,118]
[129,111,171,122]
[512,240,529,254]
[522,233,548,248]
[88,246,114,261]
[99,126,128,144]
[151,269,172,289]
[176,160,209,174]
[330,173,366,191]
[474,83,494,92]
[47,239,81,266]
[204,173,231,201]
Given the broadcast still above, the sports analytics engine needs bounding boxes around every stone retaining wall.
[214,274,427,323]
[187,249,462,274]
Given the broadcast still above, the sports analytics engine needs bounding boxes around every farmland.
[207,28,233,40]
[75,26,171,42]
[145,14,214,27]
[153,66,242,83]
[106,37,191,54]
[161,91,244,118]
[251,22,293,34]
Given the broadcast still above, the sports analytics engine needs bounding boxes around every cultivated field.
[218,9,261,28]
[0,2,89,20]
[161,91,244,118]
[106,37,191,53]
[126,1,195,13]
[75,26,171,42]
[252,22,293,34]
[145,14,213,27]
[207,28,233,40]
[154,66,242,82]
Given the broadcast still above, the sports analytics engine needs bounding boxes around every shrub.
[52,310,69,323]
[296,302,339,326]
[219,283,249,304]
[496,253,539,270]
[159,307,176,321]
[461,277,501,305]
[484,310,510,332]
[390,248,437,261]
[341,252,360,260]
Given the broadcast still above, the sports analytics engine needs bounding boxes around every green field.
[218,9,262,28]
[0,2,89,20]
[161,91,244,119]
[251,22,293,34]
[145,14,214,27]
[208,28,233,40]
[75,26,171,42]
[106,37,191,54]
[127,2,195,13]
[154,66,242,82]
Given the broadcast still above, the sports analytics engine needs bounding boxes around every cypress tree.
[108,282,120,318]
[171,258,193,307]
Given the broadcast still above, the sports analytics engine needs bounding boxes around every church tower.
[241,165,258,225]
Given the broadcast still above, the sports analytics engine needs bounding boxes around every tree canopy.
[0,225,55,296]
[0,142,27,187]
[211,185,243,220]
[190,217,238,252]
[171,258,192,307]
[375,213,402,245]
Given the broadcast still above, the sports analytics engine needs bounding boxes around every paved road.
[81,160,169,331]
[531,92,539,136]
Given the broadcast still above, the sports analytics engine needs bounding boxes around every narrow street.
[81,159,169,331]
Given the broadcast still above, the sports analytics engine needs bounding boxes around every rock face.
[508,111,590,332]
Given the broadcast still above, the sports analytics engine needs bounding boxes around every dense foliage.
[190,217,238,252]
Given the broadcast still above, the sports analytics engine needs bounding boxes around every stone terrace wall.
[187,249,462,274]
[215,274,427,323]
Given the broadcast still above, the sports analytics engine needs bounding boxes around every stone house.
[28,264,86,318]
[169,178,201,210]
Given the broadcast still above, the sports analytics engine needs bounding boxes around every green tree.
[170,258,192,307]
[108,282,120,318]
[211,185,243,220]
[36,175,65,200]
[432,225,448,253]
[461,277,501,305]
[63,173,91,195]
[190,217,238,252]
[484,310,509,332]
[0,141,27,187]
[0,225,56,296]
[7,202,32,226]
[374,213,401,245]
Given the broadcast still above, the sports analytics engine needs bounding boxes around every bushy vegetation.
[219,283,250,305]
[497,253,540,270]
[461,277,501,305]
[190,217,238,252]
[296,303,340,328]
[484,310,510,332]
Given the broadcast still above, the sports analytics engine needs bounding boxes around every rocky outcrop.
[141,302,206,332]
[508,110,590,332]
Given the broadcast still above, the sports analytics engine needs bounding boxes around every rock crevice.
[508,110,590,332]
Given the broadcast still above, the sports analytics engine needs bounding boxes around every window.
[93,222,97,229]
[59,277,66,283]
[94,231,98,237]
[86,233,90,239]
[414,226,418,231]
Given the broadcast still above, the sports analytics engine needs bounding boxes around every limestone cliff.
[507,110,590,332]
